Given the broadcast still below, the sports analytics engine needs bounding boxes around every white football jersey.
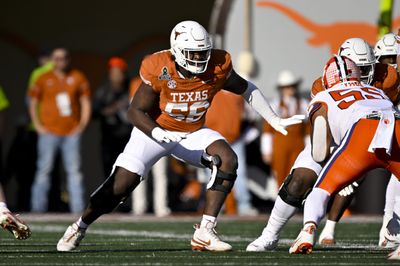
[309,82,394,145]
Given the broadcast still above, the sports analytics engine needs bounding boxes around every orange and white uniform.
[292,63,400,176]
[140,49,231,132]
[310,83,400,194]
[114,49,232,178]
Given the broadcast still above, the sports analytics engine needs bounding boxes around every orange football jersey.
[372,63,400,103]
[140,49,232,132]
[310,63,400,103]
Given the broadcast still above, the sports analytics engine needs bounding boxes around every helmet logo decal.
[174,31,183,40]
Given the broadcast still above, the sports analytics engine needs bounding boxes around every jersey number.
[164,101,210,122]
[329,87,386,109]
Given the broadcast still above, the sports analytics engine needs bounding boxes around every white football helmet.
[338,38,376,85]
[170,21,212,74]
[321,55,361,90]
[374,33,398,69]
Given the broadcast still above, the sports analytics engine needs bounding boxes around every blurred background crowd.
[0,0,399,215]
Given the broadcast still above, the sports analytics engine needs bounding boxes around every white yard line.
[29,224,250,241]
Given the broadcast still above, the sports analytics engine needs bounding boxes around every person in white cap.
[260,70,309,187]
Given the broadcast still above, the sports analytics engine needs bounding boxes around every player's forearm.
[128,106,159,136]
[242,81,278,123]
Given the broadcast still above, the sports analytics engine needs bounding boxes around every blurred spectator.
[93,57,132,176]
[6,49,55,211]
[28,48,91,213]
[203,89,258,216]
[130,76,171,216]
[261,70,309,187]
[28,48,54,88]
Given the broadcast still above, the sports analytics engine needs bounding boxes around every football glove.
[151,127,188,143]
[269,115,306,135]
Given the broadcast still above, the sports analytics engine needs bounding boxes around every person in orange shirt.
[56,21,303,252]
[28,47,91,213]
[261,70,309,187]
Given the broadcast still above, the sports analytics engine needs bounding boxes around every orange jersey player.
[139,48,232,132]
[56,20,304,253]
[289,55,400,260]
[374,32,400,248]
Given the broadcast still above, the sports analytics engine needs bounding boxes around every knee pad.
[89,174,124,212]
[278,172,311,208]
[203,152,237,193]
[207,169,237,193]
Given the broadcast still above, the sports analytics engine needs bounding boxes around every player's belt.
[365,112,400,120]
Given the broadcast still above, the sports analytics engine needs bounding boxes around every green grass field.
[0,216,397,265]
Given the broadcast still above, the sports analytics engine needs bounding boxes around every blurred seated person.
[93,57,132,177]
[261,70,309,187]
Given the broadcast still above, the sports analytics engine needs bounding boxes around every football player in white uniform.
[288,55,400,259]
[247,37,399,251]
[318,33,400,245]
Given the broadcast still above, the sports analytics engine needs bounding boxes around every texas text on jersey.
[140,49,232,132]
